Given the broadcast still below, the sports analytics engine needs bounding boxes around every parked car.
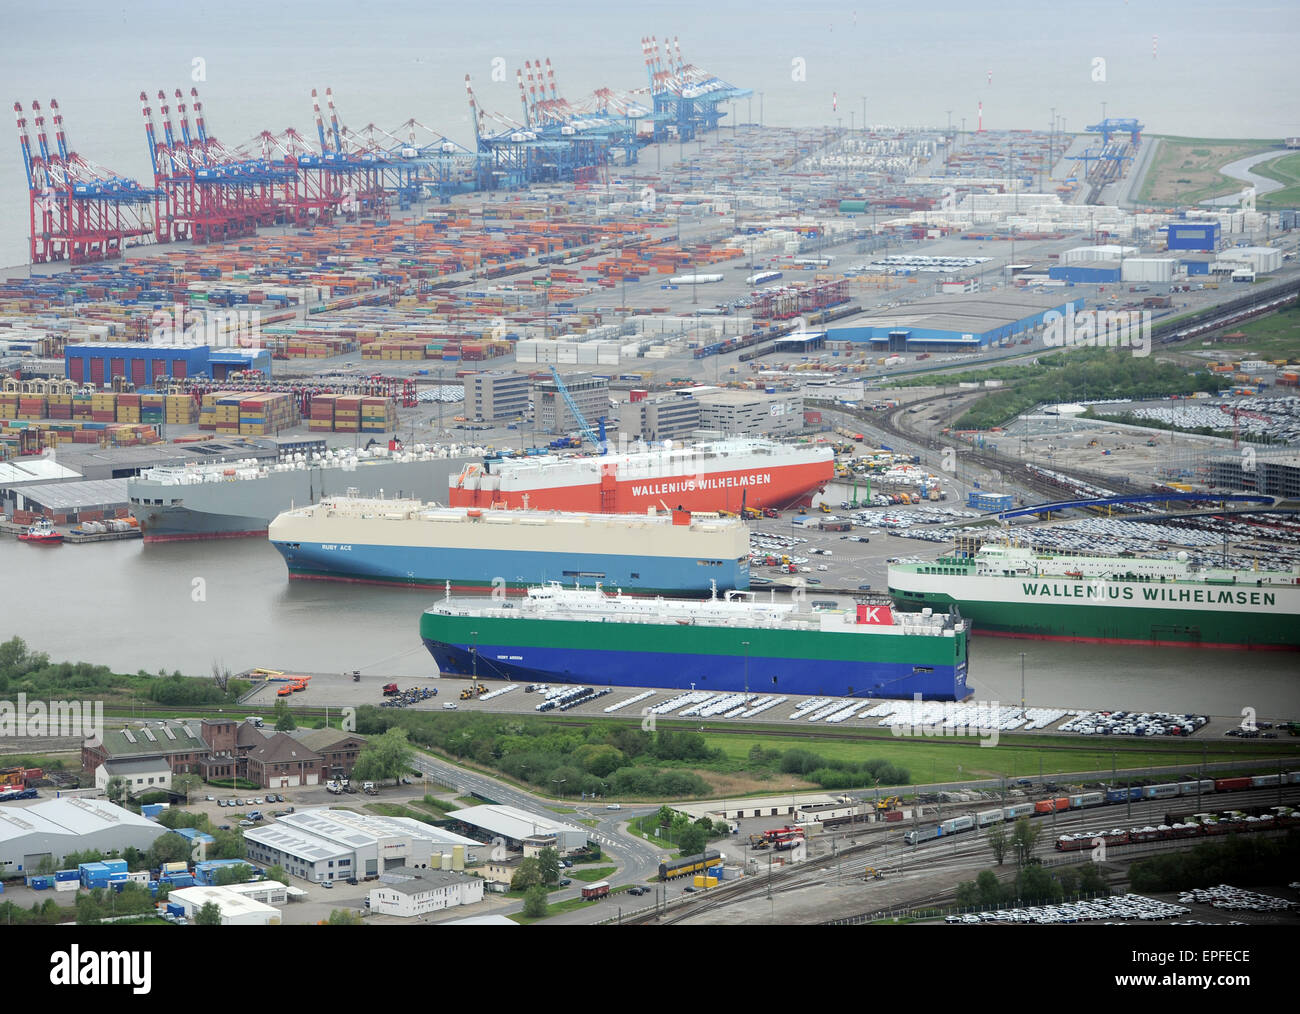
[559,878,572,887]
[321,880,333,889]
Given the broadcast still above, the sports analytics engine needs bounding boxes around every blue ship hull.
[422,639,971,701]
[271,540,749,598]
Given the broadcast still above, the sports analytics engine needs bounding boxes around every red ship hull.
[449,459,833,513]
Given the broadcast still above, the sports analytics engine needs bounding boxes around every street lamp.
[1019,651,1026,713]
[552,777,566,799]
[741,641,750,694]
[471,631,478,683]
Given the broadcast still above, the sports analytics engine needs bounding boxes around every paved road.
[1201,149,1289,206]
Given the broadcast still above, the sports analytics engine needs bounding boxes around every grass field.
[1254,152,1300,209]
[507,895,596,924]
[570,866,616,883]
[694,727,1299,787]
[1163,304,1300,359]
[1138,137,1283,206]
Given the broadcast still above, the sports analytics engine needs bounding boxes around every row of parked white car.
[946,894,1191,925]
[1177,885,1296,912]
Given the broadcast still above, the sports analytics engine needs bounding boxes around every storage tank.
[451,845,465,871]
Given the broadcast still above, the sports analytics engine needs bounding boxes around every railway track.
[632,787,1300,925]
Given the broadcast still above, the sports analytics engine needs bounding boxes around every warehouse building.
[445,804,589,854]
[1166,222,1221,251]
[169,885,282,926]
[366,865,484,918]
[1,478,129,526]
[64,344,272,388]
[534,373,610,434]
[0,797,166,875]
[464,371,530,422]
[243,808,483,884]
[826,291,1081,352]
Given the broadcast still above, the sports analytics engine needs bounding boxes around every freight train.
[1055,806,1298,852]
[659,850,722,881]
[903,773,1298,846]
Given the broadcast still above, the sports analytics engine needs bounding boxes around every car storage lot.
[936,887,1300,927]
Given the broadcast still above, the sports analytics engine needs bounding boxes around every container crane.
[547,366,607,453]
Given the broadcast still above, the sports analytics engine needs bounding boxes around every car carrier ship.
[887,543,1300,650]
[447,438,834,513]
[269,498,751,596]
[420,583,971,699]
[128,444,478,542]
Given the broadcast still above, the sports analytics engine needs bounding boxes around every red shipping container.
[131,360,147,388]
[69,359,85,383]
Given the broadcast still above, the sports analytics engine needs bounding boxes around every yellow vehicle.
[862,867,884,881]
[460,689,474,700]
[818,503,831,513]
[876,795,900,811]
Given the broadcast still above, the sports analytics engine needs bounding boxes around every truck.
[581,881,611,901]
[363,782,378,795]
[326,781,343,795]
[382,683,400,696]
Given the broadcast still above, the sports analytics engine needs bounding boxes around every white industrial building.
[1120,258,1177,283]
[223,879,289,906]
[366,865,484,918]
[1214,246,1283,274]
[94,758,172,796]
[446,804,589,853]
[0,797,167,876]
[1062,244,1139,263]
[169,885,282,926]
[243,807,483,884]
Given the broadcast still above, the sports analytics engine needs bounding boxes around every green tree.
[1010,817,1042,868]
[678,824,707,857]
[214,863,255,886]
[510,856,543,891]
[537,847,561,886]
[327,908,363,925]
[351,728,410,784]
[656,805,676,829]
[975,870,1005,907]
[986,823,1010,865]
[274,697,297,732]
[267,864,291,886]
[173,773,202,803]
[1077,862,1107,897]
[195,901,222,926]
[1016,864,1062,905]
[955,880,979,909]
[34,854,56,875]
[147,832,191,868]
[522,884,549,918]
[105,776,128,805]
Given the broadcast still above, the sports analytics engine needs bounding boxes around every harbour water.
[2,537,1294,716]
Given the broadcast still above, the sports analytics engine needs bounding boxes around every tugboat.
[17,517,63,545]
